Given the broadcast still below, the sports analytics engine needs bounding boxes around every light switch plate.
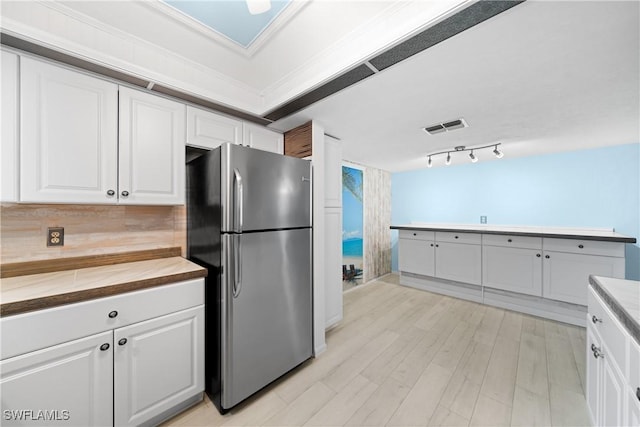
[480,216,487,224]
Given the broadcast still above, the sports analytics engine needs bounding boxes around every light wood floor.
[163,274,591,427]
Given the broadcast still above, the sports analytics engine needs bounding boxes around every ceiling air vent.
[424,118,468,135]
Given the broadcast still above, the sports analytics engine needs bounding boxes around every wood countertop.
[0,249,207,317]
[391,223,636,243]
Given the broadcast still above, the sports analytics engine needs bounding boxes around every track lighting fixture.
[426,143,503,167]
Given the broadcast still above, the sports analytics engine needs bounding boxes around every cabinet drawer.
[436,232,481,245]
[1,278,204,360]
[588,287,627,370]
[399,230,434,241]
[543,238,624,257]
[482,234,542,250]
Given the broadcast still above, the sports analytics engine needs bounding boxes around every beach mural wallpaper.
[342,166,363,290]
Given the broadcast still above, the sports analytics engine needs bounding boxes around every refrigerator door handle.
[233,234,242,298]
[233,168,243,233]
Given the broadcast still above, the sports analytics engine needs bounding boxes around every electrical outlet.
[480,216,487,224]
[47,227,64,247]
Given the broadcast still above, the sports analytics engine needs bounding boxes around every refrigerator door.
[220,143,311,232]
[221,228,312,409]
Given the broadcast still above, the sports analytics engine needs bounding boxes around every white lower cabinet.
[0,331,113,427]
[542,250,624,305]
[398,237,435,277]
[435,241,481,286]
[114,306,204,427]
[587,287,638,427]
[0,279,204,427]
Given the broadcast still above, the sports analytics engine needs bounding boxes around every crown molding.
[1,0,266,114]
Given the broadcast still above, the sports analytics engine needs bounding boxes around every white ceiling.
[1,1,638,172]
[271,0,640,171]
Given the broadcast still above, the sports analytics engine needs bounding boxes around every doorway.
[342,164,364,291]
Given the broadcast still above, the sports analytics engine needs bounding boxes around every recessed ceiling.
[161,0,291,48]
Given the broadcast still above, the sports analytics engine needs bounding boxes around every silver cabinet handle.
[121,190,129,197]
[592,315,602,324]
[233,234,242,298]
[107,189,115,196]
[100,343,110,351]
[591,343,604,359]
[233,169,243,233]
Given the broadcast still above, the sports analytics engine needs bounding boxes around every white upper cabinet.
[118,87,186,205]
[20,57,119,204]
[243,122,283,154]
[186,106,242,150]
[1,50,19,202]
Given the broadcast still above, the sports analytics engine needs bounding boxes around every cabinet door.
[243,123,283,154]
[586,325,601,426]
[1,50,19,202]
[119,87,186,205]
[482,245,542,296]
[325,207,342,328]
[186,106,241,150]
[542,251,625,305]
[627,387,640,427]
[0,331,113,427]
[398,238,435,277]
[435,242,482,285]
[20,57,118,203]
[114,305,204,427]
[601,341,625,427]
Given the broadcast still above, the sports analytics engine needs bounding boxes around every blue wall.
[391,143,640,280]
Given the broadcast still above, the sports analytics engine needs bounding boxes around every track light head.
[427,156,433,168]
[493,145,504,159]
[445,152,452,166]
[469,150,478,163]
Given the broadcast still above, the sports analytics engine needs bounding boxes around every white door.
[20,57,118,203]
[119,86,185,205]
[114,306,204,427]
[435,242,482,285]
[243,123,283,154]
[186,106,242,150]
[399,238,435,277]
[1,50,19,202]
[482,245,543,296]
[601,342,625,427]
[0,331,113,427]
[542,251,625,305]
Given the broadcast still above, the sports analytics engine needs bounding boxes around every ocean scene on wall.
[342,166,363,290]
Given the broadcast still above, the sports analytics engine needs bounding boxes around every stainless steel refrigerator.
[186,143,313,413]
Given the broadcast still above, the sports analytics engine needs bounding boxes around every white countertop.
[589,276,640,344]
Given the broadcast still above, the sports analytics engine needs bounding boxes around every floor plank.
[162,274,591,427]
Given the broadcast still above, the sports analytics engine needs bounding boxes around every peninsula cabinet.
[482,235,543,296]
[586,286,638,427]
[0,279,204,427]
[542,239,625,306]
[19,56,185,205]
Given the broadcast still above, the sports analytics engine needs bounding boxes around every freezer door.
[220,143,311,232]
[221,228,312,409]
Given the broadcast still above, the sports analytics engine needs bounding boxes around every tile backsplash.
[0,203,186,264]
